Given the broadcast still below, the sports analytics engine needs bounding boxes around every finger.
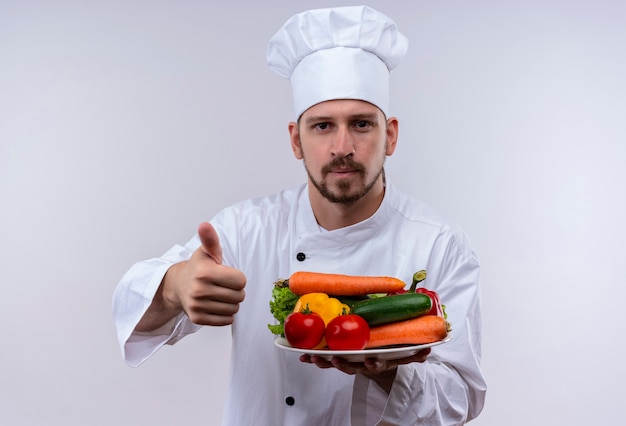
[309,355,335,369]
[194,263,247,293]
[188,298,242,317]
[187,311,237,326]
[198,222,223,264]
[330,357,363,375]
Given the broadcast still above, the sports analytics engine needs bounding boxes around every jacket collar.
[296,180,394,244]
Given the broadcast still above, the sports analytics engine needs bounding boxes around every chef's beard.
[304,156,384,205]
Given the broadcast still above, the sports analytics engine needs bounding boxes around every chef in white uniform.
[113,5,487,425]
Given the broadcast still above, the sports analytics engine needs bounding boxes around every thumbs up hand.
[161,222,247,326]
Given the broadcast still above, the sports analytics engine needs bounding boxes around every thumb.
[197,222,223,264]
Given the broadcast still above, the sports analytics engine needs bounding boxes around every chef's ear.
[385,117,399,156]
[288,121,303,159]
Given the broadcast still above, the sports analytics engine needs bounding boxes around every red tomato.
[325,314,370,350]
[284,311,326,349]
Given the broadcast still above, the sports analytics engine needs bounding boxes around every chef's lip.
[329,168,357,173]
[327,168,362,176]
[322,159,365,175]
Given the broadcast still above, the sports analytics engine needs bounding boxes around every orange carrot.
[276,271,405,296]
[366,315,450,349]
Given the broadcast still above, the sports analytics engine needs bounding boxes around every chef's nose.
[331,126,355,157]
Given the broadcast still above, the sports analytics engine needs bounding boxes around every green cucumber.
[337,295,370,309]
[351,293,432,326]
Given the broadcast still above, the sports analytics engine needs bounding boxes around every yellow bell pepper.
[293,292,349,325]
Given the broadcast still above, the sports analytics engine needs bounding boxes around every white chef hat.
[266,5,408,119]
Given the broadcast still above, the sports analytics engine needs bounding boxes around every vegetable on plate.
[366,315,450,349]
[351,292,432,326]
[267,285,299,336]
[284,306,326,349]
[389,269,446,318]
[292,292,349,325]
[414,287,445,317]
[325,313,370,350]
[274,271,405,296]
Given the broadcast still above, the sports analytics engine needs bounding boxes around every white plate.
[274,334,452,362]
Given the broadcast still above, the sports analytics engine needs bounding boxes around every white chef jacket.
[113,180,486,425]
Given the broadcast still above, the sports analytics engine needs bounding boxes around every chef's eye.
[315,122,331,130]
[354,120,372,130]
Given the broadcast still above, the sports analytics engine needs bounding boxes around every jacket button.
[296,252,306,261]
[285,396,295,406]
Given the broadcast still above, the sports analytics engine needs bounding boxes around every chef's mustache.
[321,157,366,175]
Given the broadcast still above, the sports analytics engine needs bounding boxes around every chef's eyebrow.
[303,113,379,125]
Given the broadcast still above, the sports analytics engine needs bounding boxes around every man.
[113,6,486,425]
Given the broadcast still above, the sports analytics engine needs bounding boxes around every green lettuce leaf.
[267,285,299,337]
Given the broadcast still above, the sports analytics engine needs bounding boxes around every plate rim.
[274,334,452,358]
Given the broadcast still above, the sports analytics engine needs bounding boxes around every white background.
[1,0,624,425]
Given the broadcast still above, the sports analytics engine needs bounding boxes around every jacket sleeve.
[111,238,203,367]
[352,229,487,425]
